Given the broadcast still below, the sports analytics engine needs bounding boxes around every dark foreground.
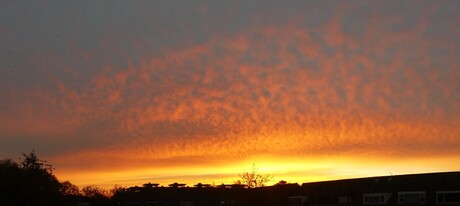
[1,153,459,206]
[115,172,460,206]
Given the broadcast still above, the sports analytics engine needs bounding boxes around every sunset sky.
[1,1,460,188]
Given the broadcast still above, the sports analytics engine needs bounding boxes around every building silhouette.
[115,172,460,206]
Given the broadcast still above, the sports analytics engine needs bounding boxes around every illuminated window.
[398,191,426,205]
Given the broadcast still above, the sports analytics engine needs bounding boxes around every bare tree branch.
[236,164,273,188]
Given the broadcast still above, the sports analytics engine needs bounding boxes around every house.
[169,183,187,188]
[287,172,460,206]
[117,182,299,206]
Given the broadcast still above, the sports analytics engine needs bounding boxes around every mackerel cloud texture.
[1,1,459,172]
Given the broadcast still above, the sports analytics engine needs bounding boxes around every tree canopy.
[236,164,273,188]
[0,150,111,206]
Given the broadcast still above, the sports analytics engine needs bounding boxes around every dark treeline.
[0,151,116,206]
[0,151,281,206]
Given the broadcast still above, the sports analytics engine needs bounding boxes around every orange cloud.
[1,1,459,188]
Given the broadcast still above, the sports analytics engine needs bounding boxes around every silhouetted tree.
[82,185,109,198]
[20,150,53,172]
[110,184,126,196]
[237,164,273,188]
[60,180,80,196]
[81,185,111,205]
[19,150,63,206]
[0,158,22,206]
[1,151,118,206]
[110,185,127,205]
[0,151,66,206]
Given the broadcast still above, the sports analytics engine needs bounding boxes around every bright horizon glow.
[54,154,460,189]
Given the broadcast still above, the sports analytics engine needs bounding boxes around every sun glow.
[54,153,460,189]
